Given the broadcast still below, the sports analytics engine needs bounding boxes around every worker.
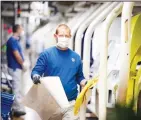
[6,24,27,117]
[31,24,87,120]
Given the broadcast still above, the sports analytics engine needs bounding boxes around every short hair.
[12,24,20,33]
[55,24,71,35]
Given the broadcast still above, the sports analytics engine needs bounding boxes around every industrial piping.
[117,2,134,105]
[69,4,100,50]
[79,2,119,120]
[83,2,119,79]
[75,2,112,56]
[98,3,123,120]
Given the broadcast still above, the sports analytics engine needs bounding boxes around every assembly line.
[1,1,141,120]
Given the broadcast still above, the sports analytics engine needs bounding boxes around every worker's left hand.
[80,79,87,87]
[80,79,93,89]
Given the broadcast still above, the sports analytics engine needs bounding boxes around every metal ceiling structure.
[1,1,141,17]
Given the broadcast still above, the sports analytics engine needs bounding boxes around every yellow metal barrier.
[126,14,141,111]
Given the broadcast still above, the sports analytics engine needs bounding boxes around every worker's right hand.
[32,74,41,84]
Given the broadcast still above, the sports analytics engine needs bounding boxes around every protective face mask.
[20,31,25,36]
[57,37,70,48]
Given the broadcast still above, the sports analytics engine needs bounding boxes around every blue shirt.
[31,46,85,101]
[6,36,24,71]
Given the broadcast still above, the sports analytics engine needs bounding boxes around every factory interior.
[1,1,141,120]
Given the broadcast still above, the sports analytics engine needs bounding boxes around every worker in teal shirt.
[31,24,87,120]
